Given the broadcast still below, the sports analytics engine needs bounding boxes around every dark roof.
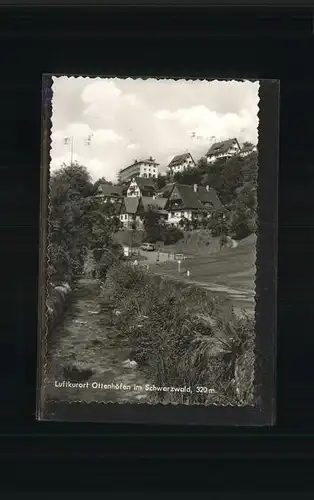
[206,138,239,156]
[158,182,175,197]
[196,187,223,210]
[132,177,156,190]
[168,153,194,168]
[171,185,203,210]
[169,184,222,211]
[141,196,168,212]
[122,197,140,215]
[141,157,160,165]
[98,184,124,197]
[241,144,256,153]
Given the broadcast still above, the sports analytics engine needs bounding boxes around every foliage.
[49,163,94,285]
[142,206,183,245]
[93,177,113,194]
[142,205,164,243]
[173,166,203,186]
[103,264,255,405]
[48,163,124,336]
[155,174,167,190]
[162,226,184,245]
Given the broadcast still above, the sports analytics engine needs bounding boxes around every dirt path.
[46,278,149,403]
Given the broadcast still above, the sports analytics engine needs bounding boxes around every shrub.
[47,282,72,336]
[102,264,255,405]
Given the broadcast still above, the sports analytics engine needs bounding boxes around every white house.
[119,157,159,183]
[165,183,222,226]
[168,152,196,175]
[206,138,241,164]
[95,183,124,204]
[126,177,156,198]
[239,144,257,157]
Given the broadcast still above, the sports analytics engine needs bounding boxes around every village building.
[206,138,241,164]
[126,177,156,198]
[95,183,125,204]
[139,196,169,223]
[168,152,196,175]
[119,197,141,229]
[119,157,159,183]
[239,144,257,157]
[119,195,168,229]
[165,183,222,226]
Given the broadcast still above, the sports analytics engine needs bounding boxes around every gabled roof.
[141,157,159,165]
[169,184,222,211]
[241,144,257,153]
[131,176,156,191]
[206,138,240,156]
[168,152,194,168]
[196,187,223,210]
[121,197,140,215]
[158,182,175,198]
[141,196,168,212]
[98,184,124,197]
[170,185,204,210]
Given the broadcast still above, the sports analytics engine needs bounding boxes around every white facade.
[170,155,195,174]
[167,210,193,225]
[239,146,257,157]
[127,180,141,198]
[120,160,159,182]
[119,213,142,228]
[207,143,241,164]
[139,162,158,179]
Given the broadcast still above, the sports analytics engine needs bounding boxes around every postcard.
[37,75,278,425]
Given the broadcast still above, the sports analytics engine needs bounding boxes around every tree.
[173,166,202,186]
[156,174,167,190]
[93,177,112,194]
[142,206,165,243]
[49,163,94,284]
[242,141,254,148]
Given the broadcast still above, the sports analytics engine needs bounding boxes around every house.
[119,157,159,183]
[165,183,222,226]
[156,182,176,199]
[168,152,196,175]
[206,138,241,164]
[127,177,156,198]
[139,196,169,223]
[95,183,125,204]
[119,197,141,229]
[239,144,257,157]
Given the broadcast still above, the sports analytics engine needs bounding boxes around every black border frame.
[37,75,279,426]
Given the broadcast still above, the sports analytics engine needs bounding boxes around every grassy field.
[152,234,256,291]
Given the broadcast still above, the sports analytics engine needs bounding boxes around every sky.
[50,77,259,183]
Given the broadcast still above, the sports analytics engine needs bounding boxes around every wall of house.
[170,156,195,174]
[167,210,193,224]
[207,145,240,164]
[119,213,142,229]
[127,180,141,197]
[139,163,158,178]
[120,164,141,182]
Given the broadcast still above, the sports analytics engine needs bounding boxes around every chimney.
[194,184,197,192]
[206,185,209,192]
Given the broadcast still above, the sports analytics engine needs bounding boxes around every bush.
[162,226,184,245]
[47,282,72,335]
[102,264,255,405]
